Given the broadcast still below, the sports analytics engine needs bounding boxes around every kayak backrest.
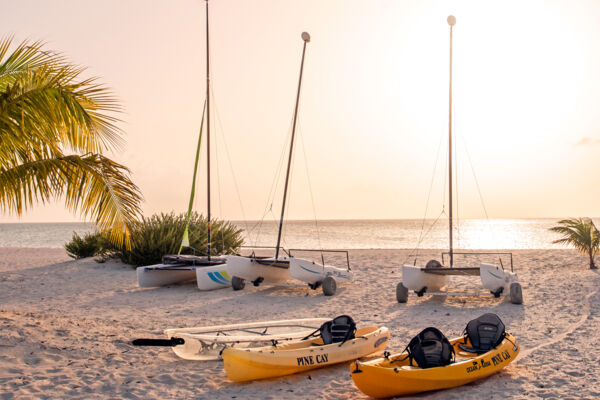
[407,327,454,369]
[460,313,506,353]
[320,315,356,345]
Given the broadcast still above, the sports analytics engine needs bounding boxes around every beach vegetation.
[65,212,244,266]
[65,231,110,260]
[0,38,142,249]
[550,218,599,269]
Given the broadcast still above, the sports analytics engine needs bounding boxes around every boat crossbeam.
[421,267,481,276]
[423,291,510,297]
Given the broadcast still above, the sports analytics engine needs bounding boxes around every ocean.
[0,219,573,250]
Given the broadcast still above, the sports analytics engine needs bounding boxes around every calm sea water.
[0,219,574,250]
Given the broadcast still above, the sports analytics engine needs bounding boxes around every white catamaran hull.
[196,264,232,290]
[289,258,352,285]
[137,259,231,290]
[137,265,197,288]
[401,265,447,292]
[226,255,291,283]
[479,263,518,293]
[165,318,329,360]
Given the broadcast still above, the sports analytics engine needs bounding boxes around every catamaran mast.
[206,0,212,261]
[448,15,456,267]
[275,32,311,260]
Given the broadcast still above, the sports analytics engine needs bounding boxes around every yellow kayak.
[222,326,390,382]
[351,333,519,398]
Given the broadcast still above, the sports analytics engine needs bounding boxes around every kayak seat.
[303,315,357,346]
[320,315,357,345]
[458,313,505,353]
[406,327,455,369]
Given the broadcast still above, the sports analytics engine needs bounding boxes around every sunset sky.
[2,0,600,223]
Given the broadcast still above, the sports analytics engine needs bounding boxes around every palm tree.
[0,37,142,248]
[550,218,599,269]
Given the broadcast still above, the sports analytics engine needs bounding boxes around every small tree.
[550,218,599,269]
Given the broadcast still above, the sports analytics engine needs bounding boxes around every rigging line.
[211,93,226,251]
[264,126,294,244]
[298,119,323,253]
[260,112,296,225]
[460,135,490,220]
[280,124,299,251]
[253,98,298,247]
[459,126,497,244]
[205,36,257,248]
[402,209,446,265]
[209,83,251,237]
[415,126,446,258]
[454,102,460,249]
[441,125,449,213]
[252,124,291,246]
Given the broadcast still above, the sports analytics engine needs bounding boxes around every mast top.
[301,32,311,42]
[447,15,456,26]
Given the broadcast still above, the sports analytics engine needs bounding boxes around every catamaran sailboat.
[397,16,523,304]
[137,0,230,290]
[227,32,352,296]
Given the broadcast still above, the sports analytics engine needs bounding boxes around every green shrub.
[65,231,111,259]
[65,212,244,267]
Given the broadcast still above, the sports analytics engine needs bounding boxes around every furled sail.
[179,100,207,254]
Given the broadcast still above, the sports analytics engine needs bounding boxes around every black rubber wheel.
[396,282,408,303]
[322,276,337,296]
[231,276,245,291]
[509,282,523,304]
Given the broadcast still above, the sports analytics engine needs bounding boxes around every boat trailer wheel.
[396,282,408,303]
[322,276,337,296]
[231,276,245,291]
[510,282,523,305]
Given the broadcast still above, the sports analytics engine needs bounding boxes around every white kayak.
[163,318,330,360]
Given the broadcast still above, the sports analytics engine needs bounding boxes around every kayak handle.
[132,337,185,347]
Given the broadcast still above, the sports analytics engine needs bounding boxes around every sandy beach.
[0,247,598,399]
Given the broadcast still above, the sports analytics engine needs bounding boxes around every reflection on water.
[0,219,583,250]
[237,218,577,250]
[0,223,95,249]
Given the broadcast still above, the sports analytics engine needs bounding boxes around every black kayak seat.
[459,313,506,353]
[320,315,356,345]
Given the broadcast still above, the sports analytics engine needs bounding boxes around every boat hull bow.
[226,255,291,283]
[402,265,447,292]
[289,258,352,285]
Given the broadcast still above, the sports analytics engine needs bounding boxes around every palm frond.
[549,217,600,263]
[0,37,140,248]
[0,153,141,248]
[0,37,66,88]
[1,63,122,156]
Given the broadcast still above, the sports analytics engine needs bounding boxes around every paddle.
[132,337,185,347]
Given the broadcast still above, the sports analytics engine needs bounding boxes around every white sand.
[0,247,599,399]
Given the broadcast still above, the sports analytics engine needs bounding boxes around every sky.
[1,0,600,223]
